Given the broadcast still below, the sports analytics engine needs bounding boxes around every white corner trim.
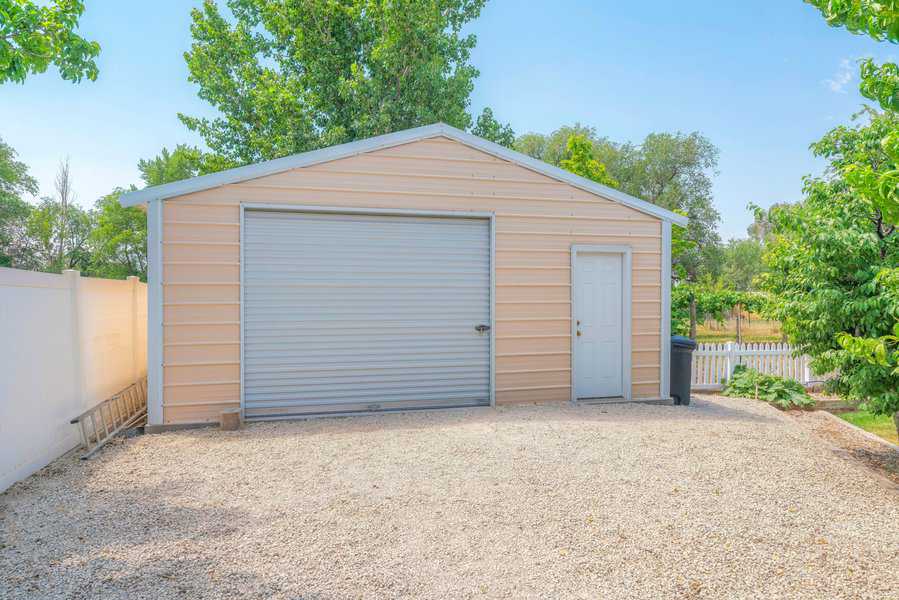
[146,199,164,426]
[489,213,497,408]
[118,123,687,227]
[661,221,672,399]
[570,244,633,403]
[239,205,246,420]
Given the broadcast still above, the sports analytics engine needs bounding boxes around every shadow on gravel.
[0,477,282,599]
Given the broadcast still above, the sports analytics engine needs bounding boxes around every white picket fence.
[691,342,819,391]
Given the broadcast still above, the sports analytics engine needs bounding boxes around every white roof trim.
[119,123,688,226]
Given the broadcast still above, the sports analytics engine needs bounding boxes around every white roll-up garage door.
[242,210,491,419]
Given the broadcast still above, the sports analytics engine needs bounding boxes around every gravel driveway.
[2,396,898,599]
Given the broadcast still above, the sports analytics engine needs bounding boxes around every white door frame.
[570,244,632,403]
[239,203,496,419]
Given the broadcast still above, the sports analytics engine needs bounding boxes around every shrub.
[722,365,815,410]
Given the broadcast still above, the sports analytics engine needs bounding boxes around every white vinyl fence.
[691,342,821,391]
[0,268,147,492]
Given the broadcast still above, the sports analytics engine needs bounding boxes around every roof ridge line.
[118,122,687,226]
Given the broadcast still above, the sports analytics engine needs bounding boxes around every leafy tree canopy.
[515,125,721,281]
[672,282,767,337]
[0,0,100,84]
[559,133,617,187]
[759,110,899,416]
[25,195,91,272]
[721,237,765,292]
[805,0,899,110]
[0,134,36,202]
[89,189,147,280]
[0,135,37,266]
[514,123,600,167]
[137,145,205,187]
[180,0,486,164]
[806,0,899,40]
[471,107,515,147]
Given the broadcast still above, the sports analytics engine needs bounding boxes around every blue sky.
[0,0,891,239]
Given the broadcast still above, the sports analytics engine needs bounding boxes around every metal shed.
[120,123,686,426]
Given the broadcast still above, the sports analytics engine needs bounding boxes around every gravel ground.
[2,395,898,600]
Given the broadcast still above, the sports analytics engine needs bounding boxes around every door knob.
[475,324,491,333]
[576,331,582,337]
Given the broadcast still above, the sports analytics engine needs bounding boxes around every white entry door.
[574,252,624,399]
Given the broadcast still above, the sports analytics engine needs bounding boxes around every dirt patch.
[787,409,899,486]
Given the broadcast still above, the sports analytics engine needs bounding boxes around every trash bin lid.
[671,335,697,349]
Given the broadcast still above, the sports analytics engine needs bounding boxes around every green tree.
[0,135,36,267]
[25,196,91,271]
[671,282,766,339]
[180,0,486,164]
[559,133,617,187]
[471,107,515,147]
[759,111,899,418]
[515,126,721,283]
[137,145,205,186]
[88,188,147,280]
[88,142,237,280]
[799,2,899,428]
[746,202,791,243]
[0,0,100,84]
[722,237,765,292]
[805,0,898,110]
[514,123,600,167]
[611,132,722,283]
[516,125,722,335]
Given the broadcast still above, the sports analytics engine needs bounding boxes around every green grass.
[838,411,899,445]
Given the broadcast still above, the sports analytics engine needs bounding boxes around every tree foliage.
[88,189,146,280]
[0,135,37,266]
[785,3,899,419]
[137,145,206,186]
[180,0,486,164]
[515,124,721,282]
[471,107,515,147]
[24,195,92,271]
[805,0,899,40]
[0,140,219,279]
[805,0,899,110]
[671,282,767,337]
[559,133,617,187]
[0,0,100,84]
[514,123,598,167]
[759,111,899,416]
[721,237,765,292]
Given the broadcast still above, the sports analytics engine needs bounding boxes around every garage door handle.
[475,324,491,333]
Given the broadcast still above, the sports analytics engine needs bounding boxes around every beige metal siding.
[161,136,663,423]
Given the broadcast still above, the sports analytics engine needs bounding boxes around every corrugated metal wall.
[161,136,663,424]
[242,210,491,417]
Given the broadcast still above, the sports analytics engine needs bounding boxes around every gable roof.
[118,123,688,226]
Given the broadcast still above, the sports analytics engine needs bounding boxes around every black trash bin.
[670,336,697,406]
